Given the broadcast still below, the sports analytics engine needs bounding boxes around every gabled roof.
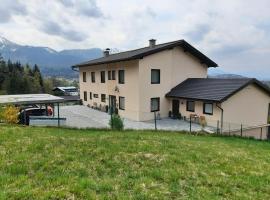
[74,40,218,68]
[166,78,270,102]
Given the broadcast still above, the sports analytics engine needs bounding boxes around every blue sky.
[0,0,270,79]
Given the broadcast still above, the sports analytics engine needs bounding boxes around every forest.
[0,54,77,95]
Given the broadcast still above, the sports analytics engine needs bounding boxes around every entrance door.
[109,95,117,114]
[172,99,180,118]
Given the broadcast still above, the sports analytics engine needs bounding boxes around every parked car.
[19,108,47,125]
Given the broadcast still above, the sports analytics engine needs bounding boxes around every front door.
[109,95,117,114]
[172,99,180,118]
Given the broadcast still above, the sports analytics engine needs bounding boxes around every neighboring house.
[73,39,270,130]
[52,86,79,96]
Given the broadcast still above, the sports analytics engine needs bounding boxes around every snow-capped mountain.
[0,36,103,78]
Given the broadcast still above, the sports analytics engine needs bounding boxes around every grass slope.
[0,126,270,199]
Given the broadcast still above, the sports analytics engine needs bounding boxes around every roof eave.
[165,94,221,103]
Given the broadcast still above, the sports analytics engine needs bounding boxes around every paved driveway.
[60,105,205,131]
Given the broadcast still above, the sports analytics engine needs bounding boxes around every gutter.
[216,103,224,134]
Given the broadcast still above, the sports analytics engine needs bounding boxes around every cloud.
[0,0,270,79]
[59,0,104,18]
[0,0,27,23]
[185,24,211,42]
[40,20,86,42]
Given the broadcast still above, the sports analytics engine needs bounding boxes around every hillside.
[0,36,103,78]
[0,125,270,199]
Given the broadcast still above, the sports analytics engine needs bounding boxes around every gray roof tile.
[166,78,270,102]
[74,40,218,68]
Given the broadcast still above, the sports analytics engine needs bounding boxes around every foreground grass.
[0,126,270,199]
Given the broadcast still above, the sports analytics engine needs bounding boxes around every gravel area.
[60,105,205,131]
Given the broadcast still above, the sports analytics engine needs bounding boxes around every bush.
[109,114,124,130]
[1,105,19,124]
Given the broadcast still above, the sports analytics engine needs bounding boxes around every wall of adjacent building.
[138,46,208,121]
[221,84,270,127]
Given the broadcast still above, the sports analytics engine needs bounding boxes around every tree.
[33,64,45,92]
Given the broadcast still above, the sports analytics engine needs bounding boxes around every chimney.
[149,39,156,48]
[103,48,110,57]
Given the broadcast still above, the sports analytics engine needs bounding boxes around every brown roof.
[74,40,218,68]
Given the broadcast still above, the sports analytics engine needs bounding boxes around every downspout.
[216,103,224,134]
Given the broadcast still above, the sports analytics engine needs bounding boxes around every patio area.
[60,105,212,132]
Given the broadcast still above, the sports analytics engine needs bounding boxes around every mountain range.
[0,36,103,78]
[1,36,269,83]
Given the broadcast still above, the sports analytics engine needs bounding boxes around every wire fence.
[152,111,270,140]
[1,104,269,141]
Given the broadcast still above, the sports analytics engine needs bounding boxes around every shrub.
[109,114,124,130]
[1,105,19,124]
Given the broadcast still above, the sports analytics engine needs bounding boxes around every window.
[89,92,92,100]
[101,94,106,102]
[83,91,87,101]
[93,94,99,98]
[119,96,125,110]
[112,70,116,80]
[186,101,195,112]
[203,103,213,115]
[151,98,160,112]
[151,69,160,84]
[83,72,86,82]
[118,70,125,84]
[108,71,111,80]
[101,71,105,83]
[91,72,95,83]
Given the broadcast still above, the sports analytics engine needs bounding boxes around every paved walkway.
[60,105,205,131]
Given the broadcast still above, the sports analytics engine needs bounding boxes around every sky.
[0,0,270,79]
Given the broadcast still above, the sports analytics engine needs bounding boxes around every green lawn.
[0,126,270,199]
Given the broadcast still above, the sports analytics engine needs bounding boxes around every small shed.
[52,86,78,96]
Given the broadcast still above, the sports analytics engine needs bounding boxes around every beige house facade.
[75,39,270,136]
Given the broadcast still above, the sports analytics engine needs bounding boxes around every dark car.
[19,108,47,125]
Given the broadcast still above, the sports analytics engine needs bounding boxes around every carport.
[0,94,72,127]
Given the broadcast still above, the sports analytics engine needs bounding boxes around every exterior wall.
[173,99,221,127]
[79,60,140,120]
[79,46,208,121]
[221,84,270,127]
[138,46,208,121]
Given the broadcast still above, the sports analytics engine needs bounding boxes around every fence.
[1,104,269,141]
[152,111,270,140]
[222,124,270,140]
